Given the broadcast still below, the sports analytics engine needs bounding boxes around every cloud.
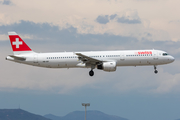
[0,0,12,5]
[0,20,78,42]
[116,10,141,24]
[149,69,180,94]
[0,0,179,42]
[169,20,180,24]
[95,14,118,24]
[96,15,109,24]
[0,20,140,46]
[0,34,7,41]
[95,10,141,24]
[0,20,61,35]
[117,16,141,24]
[1,20,180,53]
[109,14,117,20]
[94,11,173,41]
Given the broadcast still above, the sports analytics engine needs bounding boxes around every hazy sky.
[0,0,180,120]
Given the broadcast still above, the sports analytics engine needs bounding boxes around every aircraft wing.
[75,53,102,64]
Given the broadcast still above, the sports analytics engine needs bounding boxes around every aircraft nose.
[170,56,175,62]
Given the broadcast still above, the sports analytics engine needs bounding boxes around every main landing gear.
[89,70,94,76]
[154,65,158,74]
[89,65,95,77]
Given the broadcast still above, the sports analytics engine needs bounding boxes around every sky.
[0,0,180,120]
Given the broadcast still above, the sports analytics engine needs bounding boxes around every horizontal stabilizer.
[8,55,26,61]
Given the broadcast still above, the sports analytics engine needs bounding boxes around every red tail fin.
[8,32,32,52]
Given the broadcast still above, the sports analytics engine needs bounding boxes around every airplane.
[6,32,175,76]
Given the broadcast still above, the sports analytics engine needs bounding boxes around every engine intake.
[97,61,116,72]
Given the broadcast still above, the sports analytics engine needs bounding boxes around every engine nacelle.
[97,62,116,72]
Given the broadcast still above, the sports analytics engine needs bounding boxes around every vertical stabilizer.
[8,32,35,55]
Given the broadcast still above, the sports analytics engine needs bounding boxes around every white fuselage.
[7,31,175,76]
[7,49,175,69]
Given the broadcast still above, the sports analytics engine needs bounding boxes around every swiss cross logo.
[13,38,23,48]
[9,34,32,51]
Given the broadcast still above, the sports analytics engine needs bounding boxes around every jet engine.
[97,61,116,72]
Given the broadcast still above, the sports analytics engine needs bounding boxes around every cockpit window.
[163,53,168,56]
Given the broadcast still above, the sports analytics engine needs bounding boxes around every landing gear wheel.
[154,70,158,74]
[154,65,158,74]
[89,70,94,76]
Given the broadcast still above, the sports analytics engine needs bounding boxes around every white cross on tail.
[13,38,22,48]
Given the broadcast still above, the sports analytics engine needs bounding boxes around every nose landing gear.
[154,65,158,74]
